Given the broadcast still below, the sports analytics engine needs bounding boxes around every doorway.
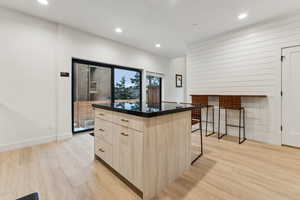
[281,46,300,147]
[146,75,162,106]
[72,61,112,133]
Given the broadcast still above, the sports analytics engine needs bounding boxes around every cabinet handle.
[121,119,129,122]
[98,128,104,132]
[99,148,105,153]
[98,113,104,116]
[121,132,129,137]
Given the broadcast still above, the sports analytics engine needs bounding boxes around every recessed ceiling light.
[238,13,248,20]
[115,28,123,33]
[155,44,161,48]
[37,0,49,5]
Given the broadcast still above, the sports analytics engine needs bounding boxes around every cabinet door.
[112,124,143,190]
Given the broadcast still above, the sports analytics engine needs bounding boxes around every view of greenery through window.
[114,68,141,103]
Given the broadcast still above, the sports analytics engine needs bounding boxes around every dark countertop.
[92,102,200,118]
[190,94,267,97]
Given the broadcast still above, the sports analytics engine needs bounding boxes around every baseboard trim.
[0,135,57,153]
[0,132,73,153]
[282,144,300,150]
[57,133,72,141]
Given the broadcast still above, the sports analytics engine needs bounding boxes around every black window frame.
[71,58,142,134]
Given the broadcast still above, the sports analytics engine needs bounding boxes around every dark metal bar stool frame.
[202,105,215,137]
[190,95,215,137]
[218,106,246,144]
[217,96,247,144]
[191,105,204,165]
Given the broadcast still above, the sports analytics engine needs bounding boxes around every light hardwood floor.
[1,133,300,200]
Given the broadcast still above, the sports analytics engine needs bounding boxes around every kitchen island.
[92,102,201,200]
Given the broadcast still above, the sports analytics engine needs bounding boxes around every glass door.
[72,58,142,133]
[146,75,162,107]
[73,62,111,133]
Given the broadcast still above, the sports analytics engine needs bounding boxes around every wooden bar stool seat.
[218,96,246,144]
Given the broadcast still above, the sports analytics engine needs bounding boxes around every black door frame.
[71,58,142,134]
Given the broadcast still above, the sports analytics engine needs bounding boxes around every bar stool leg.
[225,108,228,136]
[200,123,203,156]
[205,106,208,135]
[218,107,227,139]
[198,108,203,155]
[191,107,203,165]
[206,106,215,137]
[238,108,247,144]
[218,106,220,139]
[212,107,215,133]
[239,108,241,143]
[243,108,246,140]
[199,108,202,135]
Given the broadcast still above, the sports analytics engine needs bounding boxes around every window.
[72,59,142,133]
[114,68,141,104]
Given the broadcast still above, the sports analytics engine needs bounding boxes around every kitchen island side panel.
[143,111,191,199]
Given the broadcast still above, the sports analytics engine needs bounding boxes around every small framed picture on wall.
[176,74,183,88]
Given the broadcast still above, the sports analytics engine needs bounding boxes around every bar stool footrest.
[192,128,200,133]
[218,133,227,139]
[226,124,245,128]
[206,131,216,137]
[201,120,214,124]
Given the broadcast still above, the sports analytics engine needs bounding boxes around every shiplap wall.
[187,13,300,145]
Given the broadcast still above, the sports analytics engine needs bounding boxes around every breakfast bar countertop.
[92,102,199,118]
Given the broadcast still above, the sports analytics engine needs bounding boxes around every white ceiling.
[1,0,300,58]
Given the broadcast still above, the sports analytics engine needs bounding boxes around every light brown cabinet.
[94,118,113,144]
[94,136,113,166]
[112,111,145,132]
[94,108,113,122]
[112,124,143,189]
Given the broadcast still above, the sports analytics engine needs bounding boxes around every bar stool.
[180,102,203,164]
[191,95,215,136]
[180,102,203,133]
[218,96,246,144]
[204,105,215,137]
[190,105,204,165]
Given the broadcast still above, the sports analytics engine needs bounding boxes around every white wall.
[56,25,171,140]
[187,13,300,145]
[0,7,172,152]
[0,8,58,151]
[165,57,187,103]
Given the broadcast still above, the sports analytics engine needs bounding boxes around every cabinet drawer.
[95,139,113,166]
[95,108,113,122]
[113,112,144,132]
[95,118,113,144]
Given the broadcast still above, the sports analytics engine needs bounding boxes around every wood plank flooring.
[1,133,300,200]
